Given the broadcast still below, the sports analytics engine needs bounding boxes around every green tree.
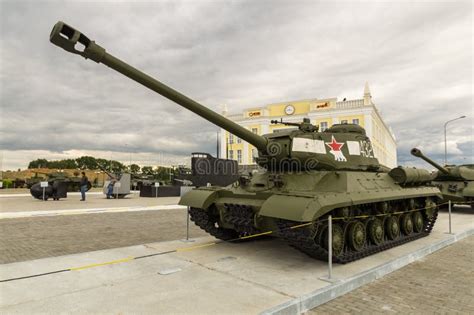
[61,159,78,169]
[28,158,49,169]
[154,166,173,182]
[141,166,154,176]
[96,158,110,170]
[76,156,98,170]
[109,160,126,173]
[130,164,140,174]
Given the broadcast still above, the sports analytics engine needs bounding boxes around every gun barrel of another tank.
[410,148,449,175]
[49,21,268,152]
[96,164,116,179]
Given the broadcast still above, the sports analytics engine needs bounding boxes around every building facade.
[219,83,398,168]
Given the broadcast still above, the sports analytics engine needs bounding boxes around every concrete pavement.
[1,209,472,314]
[0,193,180,213]
[0,204,186,219]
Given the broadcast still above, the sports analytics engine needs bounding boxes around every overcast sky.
[0,0,472,171]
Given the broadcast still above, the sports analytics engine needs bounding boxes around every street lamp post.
[124,143,132,169]
[444,116,466,165]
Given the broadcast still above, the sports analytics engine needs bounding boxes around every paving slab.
[0,204,185,219]
[0,193,180,213]
[306,236,474,314]
[1,209,472,314]
[0,209,207,264]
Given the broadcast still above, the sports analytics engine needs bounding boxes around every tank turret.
[50,21,381,172]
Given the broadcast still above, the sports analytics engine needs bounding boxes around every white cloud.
[0,0,472,170]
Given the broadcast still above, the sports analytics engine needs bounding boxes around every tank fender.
[258,195,312,221]
[259,194,353,222]
[178,189,219,209]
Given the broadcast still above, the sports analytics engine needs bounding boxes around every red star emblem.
[325,136,344,151]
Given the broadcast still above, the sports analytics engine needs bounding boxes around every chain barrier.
[1,200,469,283]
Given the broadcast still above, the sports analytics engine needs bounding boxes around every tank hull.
[432,180,474,208]
[181,170,441,263]
[30,181,68,200]
[411,149,473,208]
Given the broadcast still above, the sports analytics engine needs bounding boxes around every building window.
[237,137,242,143]
[352,119,359,125]
[228,134,234,144]
[237,150,242,163]
[252,128,258,134]
[251,149,258,162]
[320,121,328,131]
[341,120,348,124]
[228,150,234,160]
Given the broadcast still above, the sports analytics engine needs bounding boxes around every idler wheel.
[424,200,436,219]
[386,216,400,240]
[321,224,345,258]
[412,212,424,233]
[368,218,384,245]
[347,221,366,251]
[400,214,414,235]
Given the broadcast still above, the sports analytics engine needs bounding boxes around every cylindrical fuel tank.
[388,167,433,185]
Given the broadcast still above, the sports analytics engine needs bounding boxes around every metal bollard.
[448,200,452,234]
[154,182,160,198]
[319,215,337,283]
[186,206,190,241]
[328,215,333,279]
[181,206,195,243]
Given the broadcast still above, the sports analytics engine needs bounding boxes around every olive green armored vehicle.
[28,171,92,192]
[411,148,474,209]
[50,21,441,263]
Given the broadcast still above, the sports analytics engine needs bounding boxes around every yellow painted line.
[289,222,312,229]
[70,257,134,271]
[239,230,273,240]
[176,242,217,252]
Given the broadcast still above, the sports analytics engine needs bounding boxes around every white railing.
[335,99,365,109]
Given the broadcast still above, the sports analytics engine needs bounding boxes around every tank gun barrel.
[410,148,450,175]
[49,21,268,152]
[96,164,117,180]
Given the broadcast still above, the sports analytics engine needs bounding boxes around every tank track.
[189,207,238,241]
[222,204,258,235]
[276,209,438,264]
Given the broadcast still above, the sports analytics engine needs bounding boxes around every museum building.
[219,83,398,168]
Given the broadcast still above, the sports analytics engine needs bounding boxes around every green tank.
[411,148,474,209]
[28,171,92,192]
[26,173,46,189]
[50,21,441,263]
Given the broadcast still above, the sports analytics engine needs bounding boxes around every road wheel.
[412,212,424,233]
[347,221,366,251]
[368,218,384,245]
[321,224,345,258]
[400,214,414,235]
[386,216,400,240]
